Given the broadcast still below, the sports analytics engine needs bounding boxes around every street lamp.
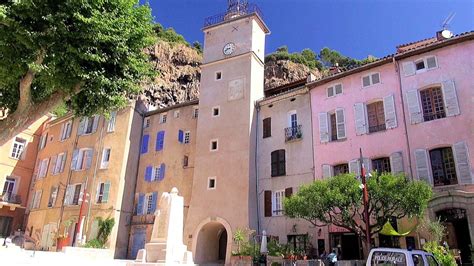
[359,148,371,253]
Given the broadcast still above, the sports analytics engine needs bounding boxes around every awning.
[379,220,416,236]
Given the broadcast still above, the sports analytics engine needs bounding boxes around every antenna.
[441,12,455,30]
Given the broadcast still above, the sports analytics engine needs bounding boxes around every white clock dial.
[223,42,236,55]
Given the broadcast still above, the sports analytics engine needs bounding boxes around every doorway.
[0,216,13,237]
[130,228,146,259]
[330,233,362,260]
[437,208,472,264]
[218,229,227,261]
[195,221,228,264]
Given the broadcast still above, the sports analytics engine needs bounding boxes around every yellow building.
[1,116,50,238]
[128,100,198,259]
[26,102,144,258]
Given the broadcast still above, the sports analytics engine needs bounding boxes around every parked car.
[367,248,439,266]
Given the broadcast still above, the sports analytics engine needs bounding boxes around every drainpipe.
[308,87,316,181]
[255,102,261,234]
[393,57,414,178]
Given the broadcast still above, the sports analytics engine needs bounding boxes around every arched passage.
[193,217,232,264]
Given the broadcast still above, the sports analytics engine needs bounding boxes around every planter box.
[231,255,253,265]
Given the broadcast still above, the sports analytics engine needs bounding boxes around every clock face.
[223,42,236,55]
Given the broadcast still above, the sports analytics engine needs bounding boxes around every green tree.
[284,173,432,253]
[0,0,155,143]
[192,41,202,54]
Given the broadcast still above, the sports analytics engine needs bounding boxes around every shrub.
[423,241,457,266]
[83,239,105,249]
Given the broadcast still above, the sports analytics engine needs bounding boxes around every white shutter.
[71,149,79,170]
[335,108,346,139]
[78,118,86,135]
[60,153,67,173]
[322,164,333,178]
[349,159,360,176]
[383,94,397,129]
[390,152,404,174]
[85,149,93,169]
[21,143,28,160]
[453,141,473,184]
[354,103,368,135]
[66,122,72,138]
[406,89,423,124]
[442,80,460,117]
[92,115,99,133]
[64,185,71,205]
[50,155,57,175]
[95,183,101,203]
[60,123,65,140]
[415,149,432,185]
[318,112,329,143]
[363,158,372,174]
[402,61,416,77]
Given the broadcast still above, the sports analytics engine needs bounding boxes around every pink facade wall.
[310,62,410,178]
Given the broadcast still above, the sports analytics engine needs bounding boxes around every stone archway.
[192,217,232,265]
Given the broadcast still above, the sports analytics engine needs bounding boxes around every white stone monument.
[131,188,194,265]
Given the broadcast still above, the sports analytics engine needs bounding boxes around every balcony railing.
[204,3,263,27]
[0,193,21,204]
[285,125,303,142]
[423,110,446,122]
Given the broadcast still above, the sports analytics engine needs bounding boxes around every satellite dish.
[441,29,453,39]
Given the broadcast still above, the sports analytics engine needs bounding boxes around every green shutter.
[102,181,111,203]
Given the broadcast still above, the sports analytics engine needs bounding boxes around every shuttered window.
[372,157,391,175]
[334,164,349,176]
[330,113,337,141]
[263,118,271,138]
[141,134,149,154]
[420,87,446,122]
[156,131,165,151]
[271,149,286,177]
[264,190,272,217]
[72,184,82,205]
[273,190,285,216]
[367,101,386,133]
[137,193,145,215]
[430,147,457,187]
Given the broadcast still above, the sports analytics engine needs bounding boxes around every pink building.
[309,32,473,261]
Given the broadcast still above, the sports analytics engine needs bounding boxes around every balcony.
[131,214,155,225]
[204,3,263,27]
[285,125,303,142]
[0,193,21,205]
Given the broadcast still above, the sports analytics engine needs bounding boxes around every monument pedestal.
[128,188,194,266]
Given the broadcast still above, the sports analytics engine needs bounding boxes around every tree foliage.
[0,0,155,143]
[265,46,323,70]
[284,173,432,241]
[153,23,188,45]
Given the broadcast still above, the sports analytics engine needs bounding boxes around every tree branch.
[17,49,46,112]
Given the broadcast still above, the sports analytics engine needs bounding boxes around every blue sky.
[148,0,474,59]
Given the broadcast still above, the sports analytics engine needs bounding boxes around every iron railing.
[423,110,446,122]
[285,125,303,142]
[0,193,21,204]
[203,3,263,27]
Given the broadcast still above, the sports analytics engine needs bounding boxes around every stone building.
[25,102,143,258]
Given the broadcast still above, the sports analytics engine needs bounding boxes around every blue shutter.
[178,130,184,143]
[151,192,158,213]
[145,166,152,182]
[141,134,149,154]
[159,163,166,181]
[156,131,165,151]
[137,194,145,215]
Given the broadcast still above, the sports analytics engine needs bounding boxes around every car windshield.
[371,251,407,266]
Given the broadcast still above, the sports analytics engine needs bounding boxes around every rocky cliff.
[141,41,321,107]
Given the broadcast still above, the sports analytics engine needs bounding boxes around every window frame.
[327,83,343,98]
[184,131,191,144]
[144,117,151,128]
[271,149,286,177]
[61,120,73,140]
[361,72,381,88]
[215,71,222,81]
[212,106,220,117]
[146,193,154,214]
[210,139,218,151]
[160,113,167,124]
[333,163,349,176]
[106,111,117,133]
[372,157,391,175]
[11,137,27,160]
[419,86,446,122]
[429,147,458,187]
[366,101,386,133]
[100,148,111,169]
[192,107,199,119]
[415,55,438,73]
[263,117,271,138]
[272,190,285,216]
[174,110,180,118]
[207,177,216,190]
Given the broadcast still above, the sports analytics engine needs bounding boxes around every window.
[47,186,58,208]
[208,177,216,189]
[78,116,98,135]
[147,163,165,182]
[2,177,16,201]
[367,101,386,133]
[415,56,438,73]
[271,149,286,177]
[184,131,190,144]
[107,111,117,132]
[420,87,446,122]
[96,182,110,203]
[412,254,425,266]
[415,60,425,71]
[53,153,67,174]
[263,117,271,138]
[174,110,180,118]
[71,148,93,171]
[212,106,220,117]
[327,84,343,97]
[183,155,189,167]
[39,133,47,150]
[11,137,27,159]
[32,190,42,209]
[362,73,380,87]
[153,166,161,181]
[273,190,285,216]
[156,131,165,151]
[430,147,457,186]
[100,148,111,169]
[144,117,151,128]
[372,157,391,174]
[289,111,298,128]
[144,192,157,214]
[60,121,73,140]
[141,134,149,154]
[426,255,439,266]
[146,194,154,214]
[334,164,349,176]
[160,113,167,124]
[192,108,199,118]
[38,158,50,178]
[215,71,222,80]
[330,113,337,141]
[210,139,218,151]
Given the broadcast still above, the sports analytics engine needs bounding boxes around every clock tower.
[185,1,269,264]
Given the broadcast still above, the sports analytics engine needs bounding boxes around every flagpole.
[359,148,371,253]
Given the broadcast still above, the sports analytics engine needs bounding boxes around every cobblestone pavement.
[0,246,131,266]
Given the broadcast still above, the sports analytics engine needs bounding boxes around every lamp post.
[359,148,371,254]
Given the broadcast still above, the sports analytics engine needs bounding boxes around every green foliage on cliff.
[265,46,324,70]
[153,23,188,45]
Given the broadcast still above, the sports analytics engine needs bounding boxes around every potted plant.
[231,227,255,264]
[56,218,74,251]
